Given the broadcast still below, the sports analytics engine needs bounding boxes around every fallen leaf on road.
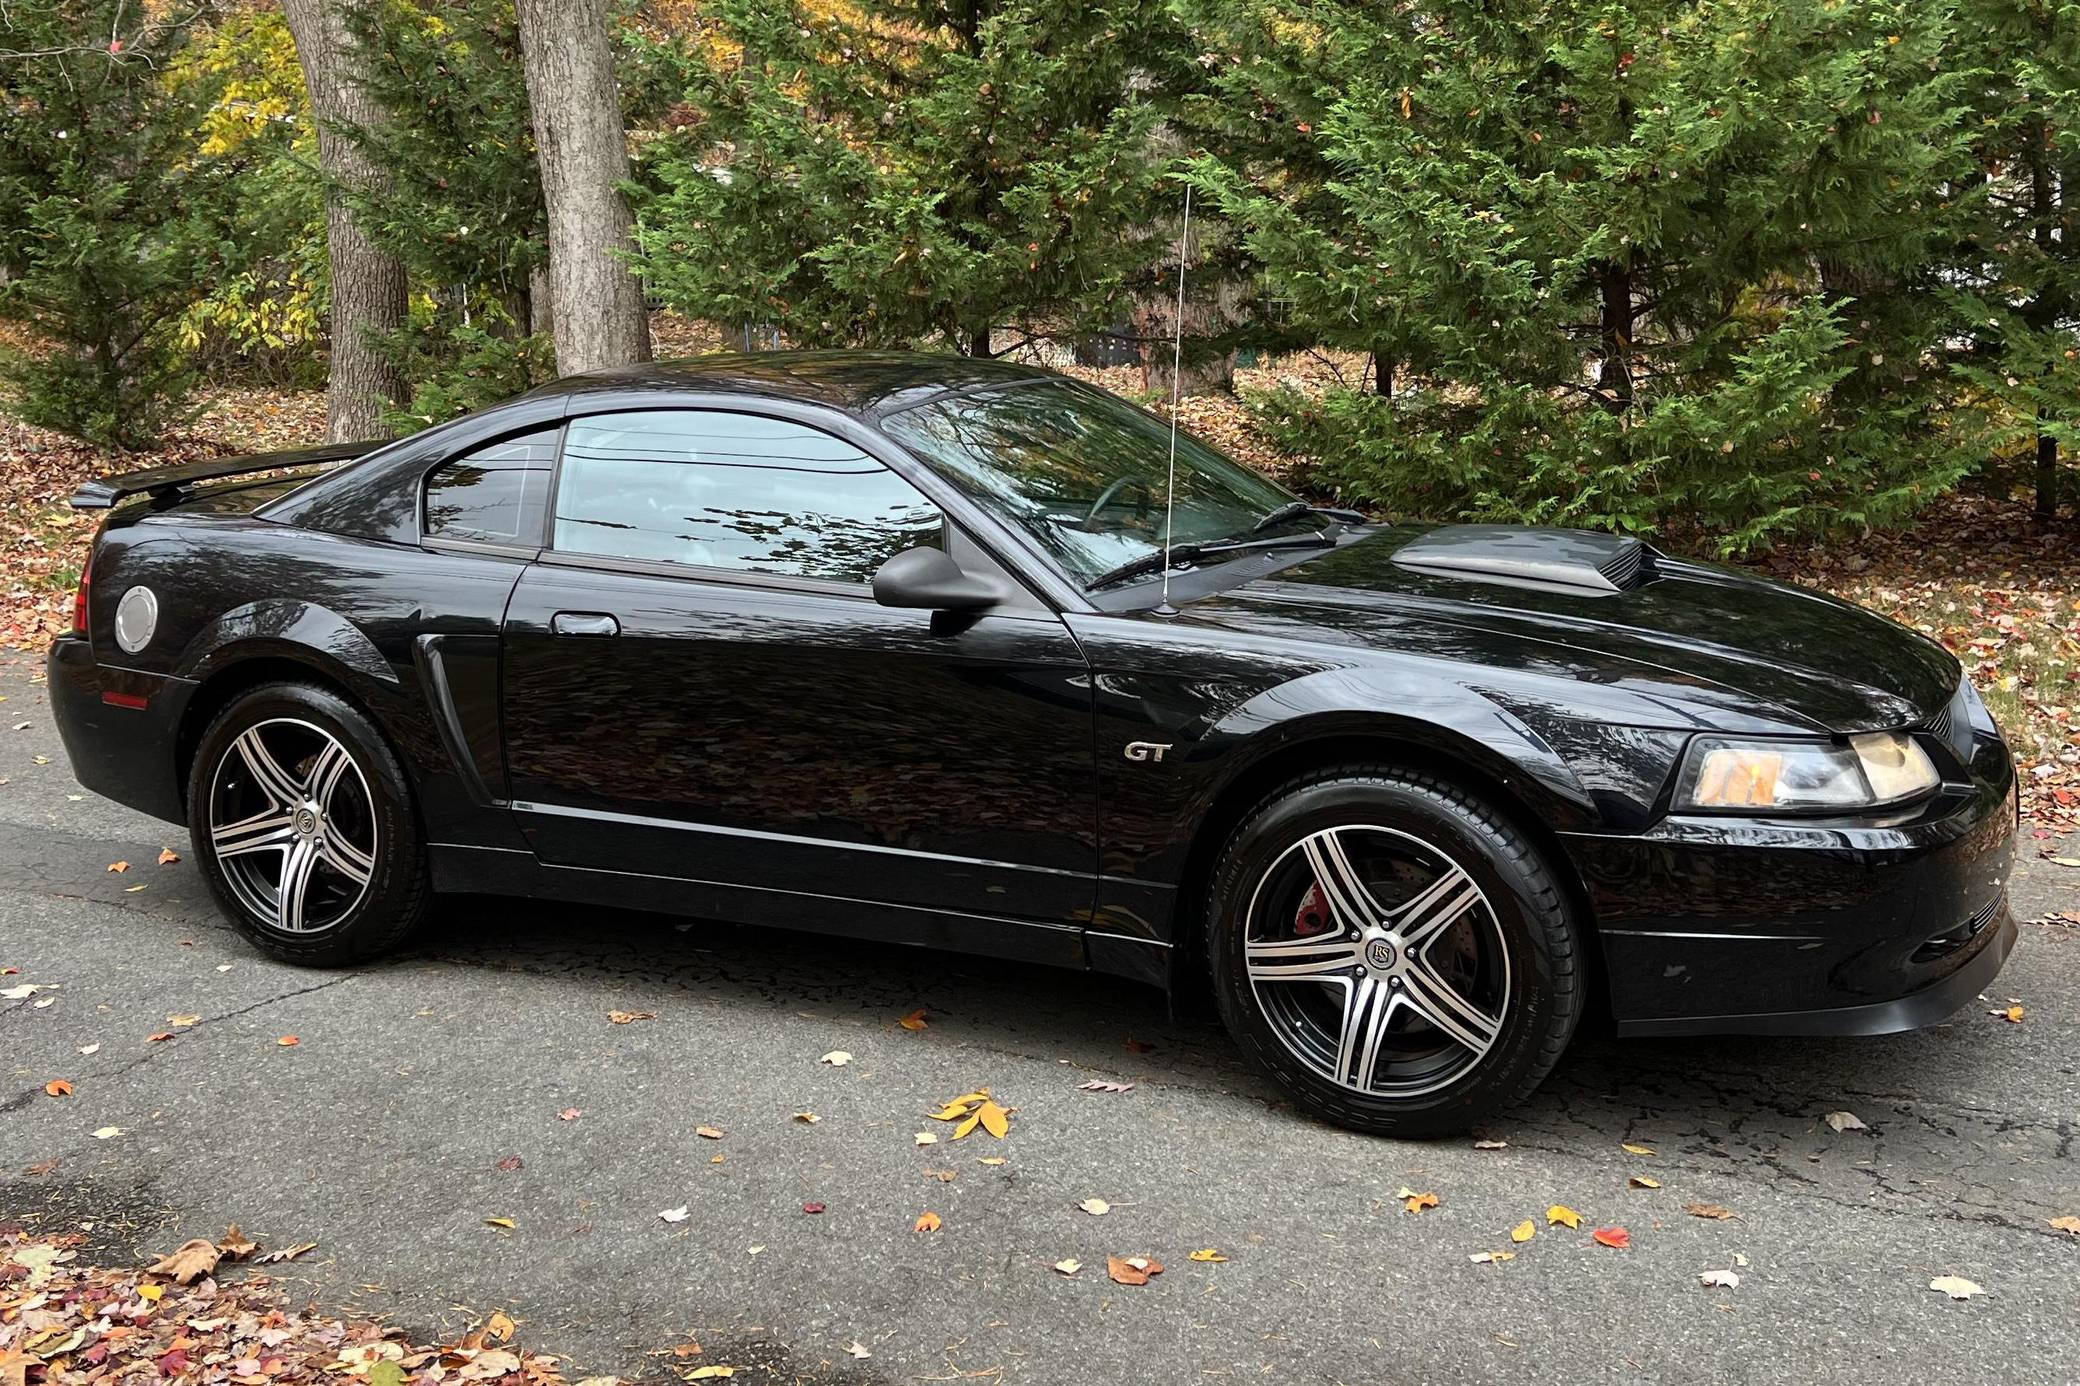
[24,1159,57,1176]
[1400,1189,1439,1214]
[1592,1227,1631,1250]
[145,1239,220,1284]
[168,1013,200,1027]
[913,1211,941,1233]
[1468,1250,1515,1264]
[1699,1269,1741,1289]
[898,1009,929,1030]
[484,1218,514,1230]
[1510,1220,1535,1243]
[2050,1216,2080,1235]
[1620,1142,1655,1156]
[276,1035,299,1047]
[923,1169,955,1182]
[979,1157,1006,1166]
[1124,1037,1154,1053]
[802,1202,826,1215]
[845,1342,871,1360]
[976,1099,1010,1139]
[696,1126,724,1140]
[1629,1176,1662,1190]
[495,1155,523,1172]
[157,848,180,865]
[1824,1111,1868,1133]
[819,1050,852,1066]
[1078,1080,1134,1093]
[78,1043,97,1055]
[2,983,46,999]
[793,1111,820,1125]
[1053,1258,1082,1275]
[147,1031,174,1042]
[686,1368,735,1380]
[659,1207,689,1224]
[42,1079,71,1097]
[1106,1255,1163,1286]
[1928,1275,1985,1300]
[106,861,128,873]
[484,1312,517,1343]
[607,1010,656,1025]
[915,1132,938,1145]
[216,1225,257,1260]
[1685,1204,1737,1220]
[253,1241,316,1264]
[558,1108,581,1121]
[1991,1005,2025,1023]
[1472,1139,1508,1150]
[1187,1248,1227,1262]
[91,1126,122,1139]
[1079,1198,1111,1217]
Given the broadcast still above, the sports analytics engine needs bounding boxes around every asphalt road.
[1,651,2076,1385]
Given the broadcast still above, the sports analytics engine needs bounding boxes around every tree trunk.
[1136,217,1238,397]
[281,0,408,443]
[1596,260,1634,408]
[2028,128,2060,520]
[515,0,651,376]
[2038,422,2059,520]
[528,263,555,340]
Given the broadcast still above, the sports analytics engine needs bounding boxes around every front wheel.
[1208,766,1581,1137]
[188,681,429,966]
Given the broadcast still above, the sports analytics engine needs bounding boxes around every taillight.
[73,547,91,635]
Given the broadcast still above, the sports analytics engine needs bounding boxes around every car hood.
[1190,525,1958,734]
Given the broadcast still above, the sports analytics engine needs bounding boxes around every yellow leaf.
[1621,1143,1655,1156]
[686,1369,735,1381]
[138,1283,164,1303]
[1468,1250,1516,1264]
[952,1112,981,1140]
[976,1099,1010,1139]
[978,1157,1006,1166]
[168,1014,201,1028]
[2047,1215,2080,1236]
[1510,1220,1536,1243]
[484,1217,515,1229]
[107,860,129,873]
[913,1211,941,1233]
[950,1089,991,1106]
[1629,1176,1662,1190]
[927,1104,970,1121]
[484,1312,516,1342]
[1402,1191,1439,1214]
[1999,1005,2025,1023]
[1547,1205,1582,1228]
[1187,1248,1227,1262]
[792,1112,820,1124]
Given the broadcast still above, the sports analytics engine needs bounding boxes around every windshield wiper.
[1084,533,1336,592]
[1248,499,1367,535]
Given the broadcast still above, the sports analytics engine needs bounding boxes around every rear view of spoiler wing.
[68,440,382,510]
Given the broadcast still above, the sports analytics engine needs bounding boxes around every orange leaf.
[43,1079,72,1097]
[147,1031,174,1043]
[276,1035,299,1047]
[1685,1203,1737,1221]
[156,848,180,866]
[146,1238,221,1284]
[106,860,129,873]
[897,1009,929,1030]
[1592,1227,1631,1249]
[913,1211,941,1233]
[1106,1255,1164,1286]
[1402,1191,1439,1214]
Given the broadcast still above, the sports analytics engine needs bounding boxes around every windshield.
[879,378,1299,585]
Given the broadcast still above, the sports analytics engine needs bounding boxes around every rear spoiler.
[68,440,383,510]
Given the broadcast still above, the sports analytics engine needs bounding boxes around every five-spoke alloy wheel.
[189,682,428,965]
[1210,766,1581,1137]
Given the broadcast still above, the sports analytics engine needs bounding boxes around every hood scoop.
[1390,524,1656,597]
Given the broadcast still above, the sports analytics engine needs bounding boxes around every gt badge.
[1124,741,1172,763]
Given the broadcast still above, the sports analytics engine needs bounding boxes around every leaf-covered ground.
[1,377,2072,828]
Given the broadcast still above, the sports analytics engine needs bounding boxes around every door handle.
[551,611,620,637]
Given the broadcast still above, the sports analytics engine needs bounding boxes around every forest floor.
[3,365,2075,831]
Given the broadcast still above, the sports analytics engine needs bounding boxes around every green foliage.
[630,0,1195,354]
[0,1,232,447]
[1188,0,1983,550]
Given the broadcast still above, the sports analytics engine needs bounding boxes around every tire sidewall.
[187,682,423,964]
[1209,774,1573,1135]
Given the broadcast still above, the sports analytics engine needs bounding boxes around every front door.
[499,406,1097,957]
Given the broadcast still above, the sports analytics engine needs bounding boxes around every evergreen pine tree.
[1188,0,1978,549]
[0,2,231,447]
[631,0,1194,356]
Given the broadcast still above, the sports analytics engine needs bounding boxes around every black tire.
[1208,765,1580,1137]
[187,681,429,966]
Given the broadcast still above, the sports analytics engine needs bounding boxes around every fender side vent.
[1391,524,1658,597]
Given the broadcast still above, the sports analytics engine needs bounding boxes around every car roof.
[523,350,1065,419]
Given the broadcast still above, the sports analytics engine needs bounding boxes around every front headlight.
[1675,732,1939,813]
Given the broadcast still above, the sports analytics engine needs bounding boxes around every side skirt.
[428,842,1102,974]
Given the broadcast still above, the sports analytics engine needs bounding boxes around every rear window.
[423,429,559,544]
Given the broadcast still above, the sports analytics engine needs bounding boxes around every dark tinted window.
[423,429,558,544]
[552,410,941,583]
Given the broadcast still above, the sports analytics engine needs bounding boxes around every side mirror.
[872,547,1003,612]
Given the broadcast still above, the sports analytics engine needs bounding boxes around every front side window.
[552,410,942,584]
[879,378,1297,586]
[423,428,558,544]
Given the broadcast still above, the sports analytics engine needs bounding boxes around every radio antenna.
[1156,181,1192,617]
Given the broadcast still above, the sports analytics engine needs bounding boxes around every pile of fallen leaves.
[0,1226,581,1386]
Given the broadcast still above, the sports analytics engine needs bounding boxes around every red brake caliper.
[1293,880,1331,936]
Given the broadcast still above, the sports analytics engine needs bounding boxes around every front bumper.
[1565,733,2019,1037]
[47,634,193,825]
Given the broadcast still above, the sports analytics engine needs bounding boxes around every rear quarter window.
[422,429,559,545]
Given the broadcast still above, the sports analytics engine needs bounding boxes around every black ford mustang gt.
[48,352,2016,1135]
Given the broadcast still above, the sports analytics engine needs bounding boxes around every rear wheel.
[188,682,428,966]
[1208,766,1580,1137]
